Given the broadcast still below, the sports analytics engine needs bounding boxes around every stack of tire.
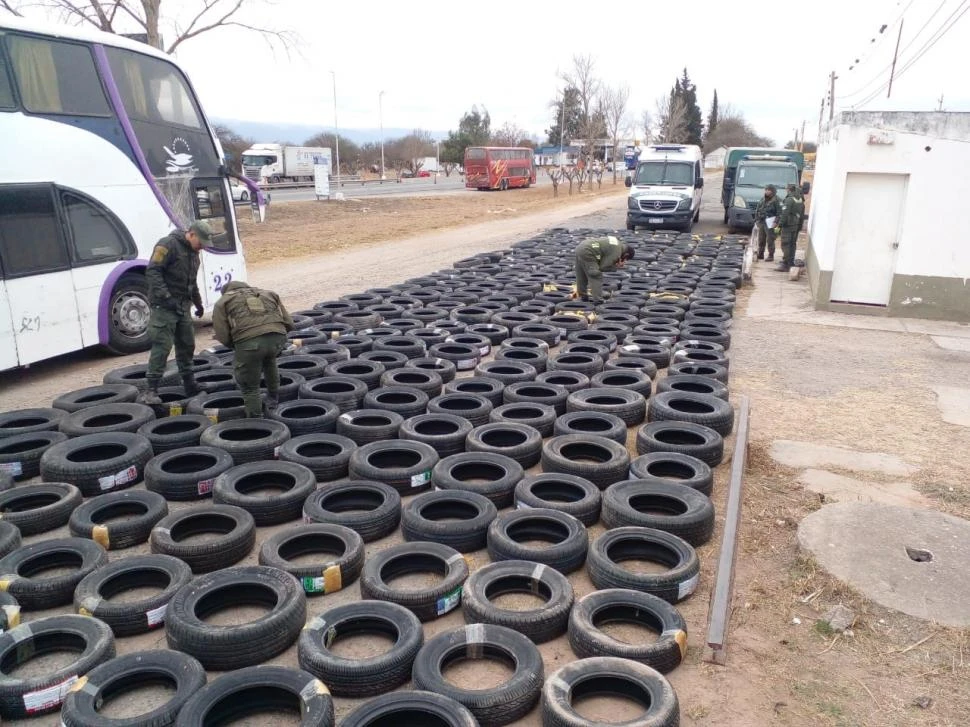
[0,227,743,726]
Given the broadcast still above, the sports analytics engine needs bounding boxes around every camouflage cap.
[765,184,777,192]
[786,183,798,191]
[189,220,214,248]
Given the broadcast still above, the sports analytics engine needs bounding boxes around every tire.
[298,600,423,698]
[541,434,631,490]
[372,334,428,360]
[465,422,542,469]
[52,384,139,413]
[566,387,646,426]
[567,329,618,352]
[432,452,524,509]
[489,403,557,438]
[487,508,588,575]
[429,342,481,372]
[363,386,430,420]
[0,615,115,719]
[337,408,405,446]
[406,356,457,384]
[299,375,368,412]
[138,414,212,453]
[547,352,603,377]
[399,413,472,457]
[166,565,306,671]
[105,274,152,355]
[150,504,255,573]
[341,690,478,727]
[472,360,536,386]
[628,451,715,496]
[502,382,569,417]
[444,377,505,408]
[268,398,340,436]
[325,359,385,391]
[0,431,68,481]
[72,554,193,636]
[648,390,735,435]
[359,541,469,621]
[0,522,21,559]
[259,523,364,595]
[494,347,547,373]
[381,368,444,398]
[587,526,700,603]
[213,460,316,525]
[68,490,168,549]
[348,440,439,494]
[412,623,543,727]
[669,348,730,371]
[603,479,715,545]
[656,373,729,401]
[541,656,679,727]
[667,360,730,383]
[466,322,509,346]
[590,369,653,399]
[144,445,235,501]
[0,537,107,610]
[402,489,497,552]
[303,480,401,542]
[514,473,601,526]
[428,393,493,428]
[679,324,732,349]
[0,408,67,438]
[199,418,291,465]
[554,411,627,445]
[511,322,561,346]
[278,433,356,482]
[192,367,238,393]
[0,482,82,535]
[61,649,205,726]
[636,421,724,467]
[448,332,493,358]
[185,390,248,423]
[58,403,155,437]
[277,354,331,381]
[462,560,574,643]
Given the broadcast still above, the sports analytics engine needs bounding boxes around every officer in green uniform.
[138,221,212,406]
[212,280,294,417]
[754,184,781,261]
[574,236,635,304]
[775,183,805,272]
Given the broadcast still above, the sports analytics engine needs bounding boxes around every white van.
[624,144,704,232]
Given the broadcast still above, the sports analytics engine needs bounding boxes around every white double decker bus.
[0,17,264,370]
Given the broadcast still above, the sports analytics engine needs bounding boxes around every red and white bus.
[464,147,536,190]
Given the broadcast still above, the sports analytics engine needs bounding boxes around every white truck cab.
[625,144,704,232]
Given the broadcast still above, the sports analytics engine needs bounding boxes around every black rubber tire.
[428,342,481,373]
[402,489,498,552]
[276,354,331,380]
[489,402,557,438]
[514,473,601,526]
[399,413,473,458]
[540,434,631,490]
[0,522,21,559]
[359,541,469,621]
[199,418,291,465]
[554,411,628,445]
[412,623,543,726]
[193,367,239,393]
[341,690,478,727]
[567,329,617,352]
[587,526,700,604]
[648,390,735,435]
[68,490,168,550]
[462,560,574,643]
[259,523,365,595]
[501,382,569,417]
[337,408,404,446]
[432,452,524,509]
[39,432,153,497]
[299,376,368,412]
[444,377,505,408]
[0,482,82,536]
[0,615,115,719]
[144,445,234,501]
[603,479,715,545]
[213,460,316,525]
[372,334,428,360]
[605,355,660,380]
[61,649,206,726]
[636,421,724,467]
[566,387,646,426]
[72,553,193,636]
[428,393,493,428]
[58,403,156,437]
[618,342,671,369]
[137,414,212,453]
[628,451,715,496]
[52,384,139,413]
[671,338,727,357]
[0,431,68,481]
[348,440,439,494]
[656,373,730,401]
[268,399,340,436]
[474,360,537,385]
[0,537,107,610]
[381,367,444,398]
[679,325,732,349]
[512,322,561,346]
[535,370,590,394]
[298,600,423,697]
[541,656,679,727]
[495,347,547,374]
[667,360,730,383]
[406,356,457,385]
[465,322,508,346]
[325,359,386,391]
[0,408,67,438]
[303,480,401,542]
[166,565,306,670]
[363,386,430,420]
[150,504,255,573]
[590,369,654,399]
[669,349,731,371]
[465,422,542,468]
[487,508,588,575]
[185,390,248,423]
[278,433,356,482]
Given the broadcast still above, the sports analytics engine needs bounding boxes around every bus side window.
[61,192,135,264]
[0,53,15,110]
[6,35,109,116]
[0,187,70,277]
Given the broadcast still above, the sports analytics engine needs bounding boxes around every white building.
[704,146,728,169]
[807,111,970,322]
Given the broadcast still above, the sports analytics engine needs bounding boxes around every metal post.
[435,140,440,184]
[379,90,386,181]
[558,87,566,173]
[330,71,340,186]
[828,71,836,121]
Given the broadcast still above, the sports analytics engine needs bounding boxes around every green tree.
[213,124,253,175]
[674,68,704,146]
[707,90,719,139]
[440,106,491,167]
[303,132,362,173]
[546,87,583,147]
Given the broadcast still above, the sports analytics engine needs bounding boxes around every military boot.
[138,377,163,406]
[263,394,279,416]
[181,373,201,397]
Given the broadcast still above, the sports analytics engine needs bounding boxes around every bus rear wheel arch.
[106,274,152,355]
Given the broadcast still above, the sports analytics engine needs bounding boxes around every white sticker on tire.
[410,470,432,488]
[678,573,700,600]
[0,462,22,476]
[98,464,137,491]
[23,675,77,713]
[146,604,167,627]
[456,358,478,371]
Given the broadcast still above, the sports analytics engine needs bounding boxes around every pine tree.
[707,90,719,138]
[678,68,704,146]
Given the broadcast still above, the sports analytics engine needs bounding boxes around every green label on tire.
[435,586,462,615]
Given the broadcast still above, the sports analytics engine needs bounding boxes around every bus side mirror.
[695,177,704,188]
[624,176,632,188]
[802,182,811,195]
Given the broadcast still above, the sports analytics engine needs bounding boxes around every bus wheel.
[500,178,508,191]
[240,190,250,202]
[106,275,152,355]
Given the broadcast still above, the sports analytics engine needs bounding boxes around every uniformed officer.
[754,184,781,261]
[775,183,805,272]
[574,236,635,304]
[139,220,212,406]
[212,280,294,417]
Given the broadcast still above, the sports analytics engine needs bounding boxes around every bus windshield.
[736,164,796,188]
[634,161,693,186]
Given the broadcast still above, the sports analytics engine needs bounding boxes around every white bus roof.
[0,16,173,62]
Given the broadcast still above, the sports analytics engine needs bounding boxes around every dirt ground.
[2,173,970,726]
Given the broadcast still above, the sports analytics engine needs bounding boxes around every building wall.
[807,112,970,321]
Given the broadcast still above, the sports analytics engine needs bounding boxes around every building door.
[830,173,908,306]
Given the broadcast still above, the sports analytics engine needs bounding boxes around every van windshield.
[737,165,796,188]
[634,161,692,186]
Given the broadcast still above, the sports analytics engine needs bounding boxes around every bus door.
[191,177,246,307]
[0,280,18,369]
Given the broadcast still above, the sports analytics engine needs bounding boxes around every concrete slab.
[797,502,970,626]
[798,468,931,509]
[932,335,970,352]
[770,439,920,477]
[931,386,970,427]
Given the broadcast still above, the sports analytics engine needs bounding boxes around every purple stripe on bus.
[97,259,149,345]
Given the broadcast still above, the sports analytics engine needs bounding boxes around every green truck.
[721,147,808,231]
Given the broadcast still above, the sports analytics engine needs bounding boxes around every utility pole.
[937,93,945,111]
[799,120,806,152]
[330,71,340,186]
[817,97,825,141]
[828,71,837,121]
[378,90,386,181]
[887,19,904,98]
[558,88,566,174]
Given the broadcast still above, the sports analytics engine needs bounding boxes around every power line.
[835,0,915,99]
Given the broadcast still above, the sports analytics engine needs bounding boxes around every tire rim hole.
[436,398,480,412]
[169,514,237,544]
[219,427,274,442]
[591,603,665,644]
[1,417,46,428]
[98,567,172,603]
[92,501,150,525]
[348,416,394,428]
[327,622,397,659]
[566,418,611,433]
[277,533,346,565]
[67,444,127,462]
[559,443,612,463]
[367,450,422,469]
[607,539,681,575]
[320,490,385,513]
[234,472,297,496]
[440,645,517,691]
[95,670,178,720]
[152,420,202,436]
[450,462,506,483]
[628,494,689,516]
[196,583,278,625]
[484,574,552,609]
[530,482,584,503]
[506,519,570,547]
[585,397,625,406]
[280,405,329,419]
[2,493,62,512]
[671,382,715,395]
[479,430,527,447]
[653,430,705,446]
[204,396,244,409]
[83,414,133,427]
[569,675,653,722]
[381,554,446,591]
[668,400,715,414]
[0,438,49,454]
[375,394,417,405]
[295,442,342,458]
[418,500,480,522]
[19,549,83,579]
[413,420,459,436]
[0,632,87,678]
[160,453,219,474]
[200,685,303,724]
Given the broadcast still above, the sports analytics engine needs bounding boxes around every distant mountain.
[212,118,449,145]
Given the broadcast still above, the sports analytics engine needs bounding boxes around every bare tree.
[546,167,562,198]
[491,121,530,148]
[561,54,604,168]
[640,110,654,145]
[390,130,434,176]
[0,0,296,54]
[601,84,630,184]
[656,94,689,143]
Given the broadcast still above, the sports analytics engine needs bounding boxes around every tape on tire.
[91,525,110,549]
